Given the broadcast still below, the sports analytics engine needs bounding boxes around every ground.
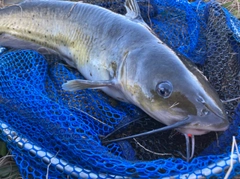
[217,0,240,18]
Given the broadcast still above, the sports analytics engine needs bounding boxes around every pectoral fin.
[62,79,114,91]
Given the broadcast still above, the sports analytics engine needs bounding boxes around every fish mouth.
[178,126,228,135]
[177,114,230,135]
[177,96,230,135]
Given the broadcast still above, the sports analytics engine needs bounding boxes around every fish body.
[0,0,24,6]
[0,0,229,135]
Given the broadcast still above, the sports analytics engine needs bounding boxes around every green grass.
[0,154,22,179]
[218,0,240,18]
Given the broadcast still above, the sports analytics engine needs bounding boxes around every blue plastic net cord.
[0,0,239,178]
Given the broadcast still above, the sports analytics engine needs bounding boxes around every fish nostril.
[200,108,209,116]
[197,96,205,103]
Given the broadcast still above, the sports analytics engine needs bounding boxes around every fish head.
[121,46,229,135]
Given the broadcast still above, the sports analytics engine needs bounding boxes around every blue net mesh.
[0,0,239,178]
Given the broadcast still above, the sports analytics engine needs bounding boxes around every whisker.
[102,116,192,144]
[221,96,240,103]
[102,116,146,140]
[182,134,195,162]
[169,102,179,109]
[175,151,186,160]
[216,132,220,148]
[190,135,195,160]
[184,134,190,162]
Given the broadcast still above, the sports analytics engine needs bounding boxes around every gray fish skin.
[0,1,229,135]
[1,0,67,6]
[1,0,24,6]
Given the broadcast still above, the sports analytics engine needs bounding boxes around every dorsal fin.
[124,0,153,31]
[124,0,142,20]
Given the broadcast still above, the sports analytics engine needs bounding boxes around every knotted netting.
[0,0,239,178]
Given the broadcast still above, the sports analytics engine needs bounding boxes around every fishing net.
[0,0,239,178]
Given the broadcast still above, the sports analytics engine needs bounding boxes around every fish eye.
[156,81,173,98]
